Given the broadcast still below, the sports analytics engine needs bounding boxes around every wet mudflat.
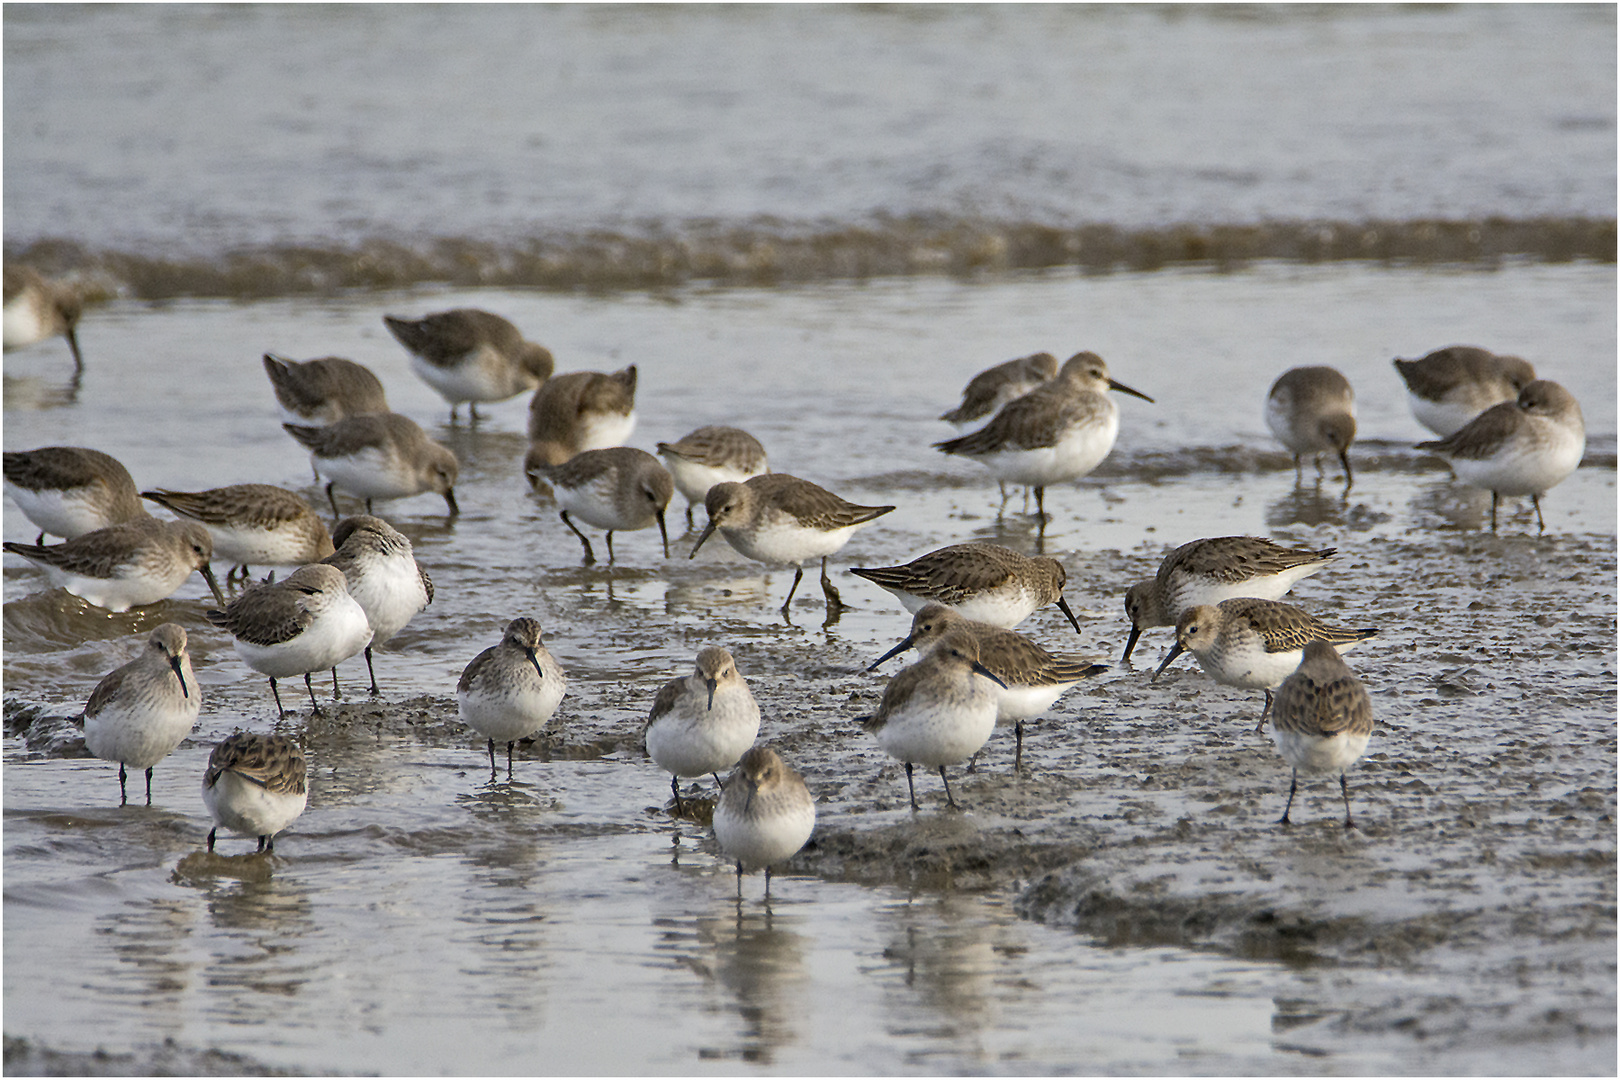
[4,264,1615,1073]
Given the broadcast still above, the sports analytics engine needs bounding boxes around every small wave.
[6,215,1614,301]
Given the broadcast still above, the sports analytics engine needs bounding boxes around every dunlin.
[1121,536,1337,663]
[81,624,199,805]
[202,732,309,853]
[690,473,894,615]
[384,308,554,421]
[3,517,224,612]
[939,351,1060,426]
[457,617,567,772]
[262,353,390,427]
[859,627,1006,810]
[1265,366,1356,489]
[283,412,459,519]
[525,365,638,466]
[713,746,816,897]
[869,603,1106,772]
[141,483,335,585]
[1415,379,1586,533]
[643,646,761,814]
[656,425,769,530]
[1393,345,1537,438]
[206,563,373,718]
[3,265,84,370]
[851,542,1082,634]
[4,445,146,542]
[1271,640,1375,828]
[321,515,433,694]
[934,351,1152,522]
[1151,597,1378,731]
[526,446,673,565]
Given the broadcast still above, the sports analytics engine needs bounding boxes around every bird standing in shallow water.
[644,647,761,815]
[1392,345,1536,438]
[384,308,554,422]
[207,563,373,719]
[1269,640,1375,828]
[1265,365,1356,491]
[262,353,389,427]
[527,447,673,566]
[713,746,816,898]
[283,412,459,520]
[321,515,433,694]
[1120,536,1337,664]
[1152,597,1378,732]
[860,627,1006,811]
[82,624,199,805]
[934,351,1152,529]
[3,445,146,543]
[868,603,1106,773]
[1414,379,1585,533]
[690,473,893,617]
[202,732,309,854]
[457,617,567,774]
[4,265,85,371]
[851,542,1083,635]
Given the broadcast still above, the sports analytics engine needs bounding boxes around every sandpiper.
[3,265,84,370]
[1266,365,1356,489]
[1415,379,1586,533]
[1392,345,1537,438]
[713,746,816,897]
[850,542,1082,634]
[934,351,1153,522]
[207,563,373,719]
[869,603,1106,772]
[457,617,566,773]
[4,445,146,542]
[859,627,1006,810]
[384,308,554,421]
[202,732,309,853]
[526,446,673,565]
[940,351,1060,427]
[689,473,894,616]
[1151,597,1378,731]
[81,624,199,805]
[1271,640,1375,828]
[656,425,769,530]
[1121,536,1337,664]
[320,515,433,694]
[262,353,389,427]
[141,483,335,585]
[643,646,761,814]
[283,412,459,519]
[525,365,638,466]
[3,517,224,612]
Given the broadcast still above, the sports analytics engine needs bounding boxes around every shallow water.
[4,261,1615,1074]
[5,4,1614,289]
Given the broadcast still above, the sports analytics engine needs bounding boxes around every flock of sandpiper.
[1,266,1590,891]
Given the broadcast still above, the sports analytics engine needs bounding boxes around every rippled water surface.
[4,261,1615,1073]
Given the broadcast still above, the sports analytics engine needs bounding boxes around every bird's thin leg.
[1340,773,1356,830]
[365,647,379,695]
[303,672,324,716]
[1278,769,1299,826]
[904,762,919,811]
[819,557,844,611]
[560,511,595,564]
[938,765,959,810]
[780,566,805,614]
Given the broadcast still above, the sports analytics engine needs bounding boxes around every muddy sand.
[9,526,1615,1074]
